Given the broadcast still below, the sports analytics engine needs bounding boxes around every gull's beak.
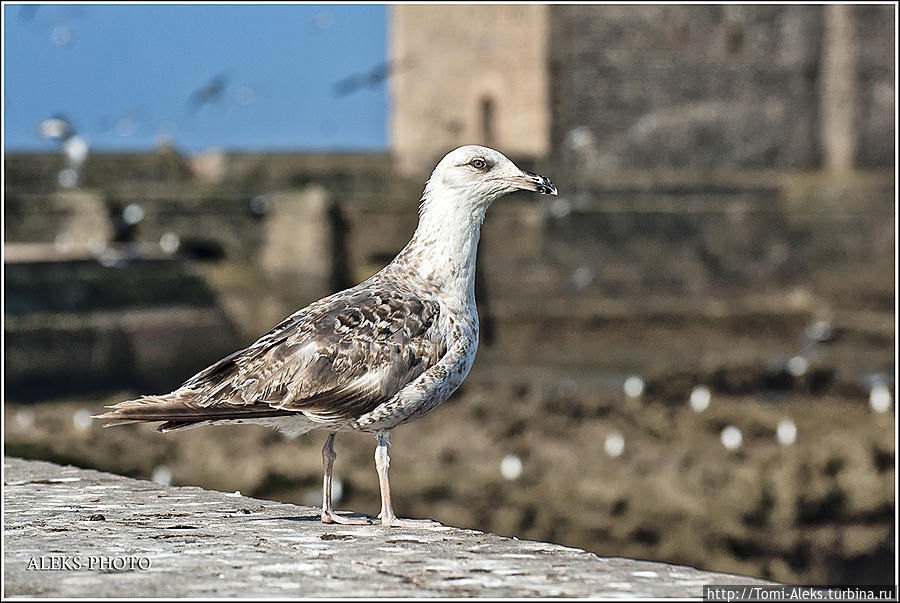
[494,170,558,196]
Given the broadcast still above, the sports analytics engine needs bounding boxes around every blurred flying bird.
[333,58,414,97]
[96,145,557,527]
[187,72,229,111]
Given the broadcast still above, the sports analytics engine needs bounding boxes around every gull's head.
[422,145,557,219]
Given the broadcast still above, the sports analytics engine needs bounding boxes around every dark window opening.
[480,96,496,147]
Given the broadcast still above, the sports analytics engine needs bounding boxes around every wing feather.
[175,283,446,423]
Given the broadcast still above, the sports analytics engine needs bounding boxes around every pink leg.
[321,432,370,525]
[374,432,442,528]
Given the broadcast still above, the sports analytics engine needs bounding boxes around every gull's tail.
[93,391,294,432]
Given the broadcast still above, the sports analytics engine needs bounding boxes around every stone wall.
[3,150,394,198]
[548,5,893,175]
[4,152,894,396]
[549,5,824,172]
[4,253,239,399]
[853,5,896,168]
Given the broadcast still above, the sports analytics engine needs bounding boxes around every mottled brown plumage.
[107,284,446,431]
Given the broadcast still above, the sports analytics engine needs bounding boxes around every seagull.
[186,73,229,111]
[332,57,414,98]
[95,145,557,527]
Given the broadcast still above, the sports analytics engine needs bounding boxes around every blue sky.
[3,3,388,152]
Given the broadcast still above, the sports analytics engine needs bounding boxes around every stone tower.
[390,5,894,178]
[389,4,551,177]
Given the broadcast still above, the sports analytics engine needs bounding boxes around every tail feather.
[93,391,295,431]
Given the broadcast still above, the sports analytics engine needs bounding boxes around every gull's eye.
[470,157,487,170]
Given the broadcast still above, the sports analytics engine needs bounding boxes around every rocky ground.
[5,359,894,586]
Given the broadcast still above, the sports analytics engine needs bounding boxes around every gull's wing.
[96,283,448,429]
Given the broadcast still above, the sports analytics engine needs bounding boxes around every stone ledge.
[3,457,772,597]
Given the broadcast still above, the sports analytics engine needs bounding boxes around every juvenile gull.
[96,145,557,527]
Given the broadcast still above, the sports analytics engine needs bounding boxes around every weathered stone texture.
[3,457,773,598]
[853,5,896,168]
[549,5,826,171]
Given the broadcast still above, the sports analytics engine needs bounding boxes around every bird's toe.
[321,511,372,525]
[380,516,443,528]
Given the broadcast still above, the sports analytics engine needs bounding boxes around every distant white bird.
[38,114,89,188]
[97,145,557,527]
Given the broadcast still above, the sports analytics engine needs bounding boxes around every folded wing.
[96,283,447,430]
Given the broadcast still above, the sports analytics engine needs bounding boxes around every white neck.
[387,182,488,312]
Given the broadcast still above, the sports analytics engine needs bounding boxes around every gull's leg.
[374,432,442,528]
[321,432,370,525]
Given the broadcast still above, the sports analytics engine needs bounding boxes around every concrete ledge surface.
[3,457,772,597]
